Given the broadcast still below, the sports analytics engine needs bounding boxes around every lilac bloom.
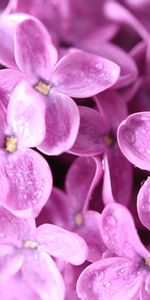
[0,205,88,299]
[0,101,52,218]
[77,203,150,300]
[70,91,132,205]
[3,17,120,155]
[37,156,107,262]
[117,112,150,171]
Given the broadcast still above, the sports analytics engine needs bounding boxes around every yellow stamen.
[23,240,38,249]
[4,136,17,152]
[75,212,84,226]
[144,258,150,266]
[35,81,50,96]
[104,134,113,147]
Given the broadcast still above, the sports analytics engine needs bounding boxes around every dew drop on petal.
[123,128,135,144]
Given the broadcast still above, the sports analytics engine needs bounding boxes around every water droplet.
[142,202,150,212]
[103,281,110,288]
[94,271,104,280]
[124,128,135,144]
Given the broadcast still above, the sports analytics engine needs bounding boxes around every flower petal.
[69,106,107,156]
[37,91,80,155]
[100,203,148,259]
[65,156,103,211]
[0,148,52,218]
[52,50,120,97]
[8,81,46,147]
[37,223,88,265]
[137,177,150,230]
[15,18,58,80]
[0,206,35,243]
[22,252,65,300]
[117,112,150,171]
[77,257,142,300]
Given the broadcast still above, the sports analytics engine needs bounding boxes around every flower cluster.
[0,0,150,299]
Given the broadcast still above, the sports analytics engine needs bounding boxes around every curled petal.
[37,223,88,265]
[69,106,107,156]
[22,252,65,300]
[100,203,148,259]
[117,112,150,171]
[66,156,103,211]
[52,50,120,97]
[77,257,142,300]
[0,148,52,218]
[137,177,150,230]
[8,81,46,147]
[37,91,80,155]
[15,18,58,80]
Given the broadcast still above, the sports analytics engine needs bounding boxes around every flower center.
[75,212,84,226]
[104,134,113,147]
[23,240,38,249]
[34,81,51,96]
[4,136,17,152]
[144,258,150,267]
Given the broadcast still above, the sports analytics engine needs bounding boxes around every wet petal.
[77,257,142,300]
[15,18,58,80]
[100,203,148,259]
[0,206,35,243]
[0,148,52,218]
[76,211,107,262]
[137,177,150,230]
[52,50,120,97]
[140,275,150,300]
[37,91,80,155]
[69,106,107,156]
[117,112,150,171]
[66,156,103,211]
[36,223,88,265]
[22,252,65,300]
[8,81,46,147]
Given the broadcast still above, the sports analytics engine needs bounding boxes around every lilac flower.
[37,156,107,263]
[0,205,88,299]
[77,203,150,300]
[6,17,120,155]
[0,102,52,218]
[137,177,150,231]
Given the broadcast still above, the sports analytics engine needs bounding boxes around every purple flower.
[77,203,150,300]
[0,103,52,218]
[0,205,88,299]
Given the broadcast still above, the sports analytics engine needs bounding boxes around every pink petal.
[0,206,35,243]
[15,18,58,80]
[100,203,148,259]
[137,177,150,230]
[22,252,65,300]
[37,91,80,155]
[104,1,149,40]
[140,275,150,300]
[0,148,52,218]
[8,81,46,147]
[69,106,107,156]
[36,223,88,265]
[66,156,103,211]
[102,155,115,206]
[77,257,142,300]
[117,112,150,171]
[0,244,23,281]
[76,210,107,262]
[52,50,120,97]
[0,13,28,69]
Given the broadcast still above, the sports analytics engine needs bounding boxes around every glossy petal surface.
[37,91,80,155]
[137,177,150,230]
[118,112,150,171]
[52,51,120,97]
